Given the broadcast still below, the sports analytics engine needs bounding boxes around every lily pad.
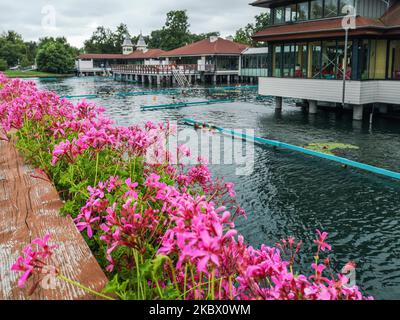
[304,142,359,155]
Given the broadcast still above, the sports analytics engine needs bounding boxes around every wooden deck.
[0,139,108,300]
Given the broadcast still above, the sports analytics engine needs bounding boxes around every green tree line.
[0,10,270,73]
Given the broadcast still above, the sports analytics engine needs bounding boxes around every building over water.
[251,0,400,120]
[75,35,165,76]
[159,36,248,84]
[112,36,249,85]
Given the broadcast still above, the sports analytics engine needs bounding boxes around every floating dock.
[182,118,400,181]
[141,99,233,111]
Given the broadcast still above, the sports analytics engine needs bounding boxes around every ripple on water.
[37,77,400,299]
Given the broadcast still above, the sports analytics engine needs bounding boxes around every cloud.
[0,0,262,47]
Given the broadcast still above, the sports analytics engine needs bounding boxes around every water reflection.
[36,77,400,299]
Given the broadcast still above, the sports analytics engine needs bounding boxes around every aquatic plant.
[0,72,371,300]
[304,142,359,156]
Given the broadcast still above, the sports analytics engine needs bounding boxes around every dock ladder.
[172,68,191,87]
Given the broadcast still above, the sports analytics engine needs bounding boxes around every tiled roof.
[253,2,400,42]
[161,37,248,57]
[78,49,165,60]
[253,16,388,41]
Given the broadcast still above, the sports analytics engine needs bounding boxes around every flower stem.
[57,274,115,300]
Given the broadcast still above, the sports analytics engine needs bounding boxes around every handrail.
[111,64,213,75]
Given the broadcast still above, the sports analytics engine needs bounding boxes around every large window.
[309,42,322,78]
[389,40,400,80]
[272,0,355,24]
[273,45,282,77]
[298,2,310,21]
[324,0,338,18]
[274,7,285,24]
[295,43,308,78]
[283,44,295,77]
[310,0,323,19]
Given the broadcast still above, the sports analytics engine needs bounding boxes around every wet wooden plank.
[0,139,108,300]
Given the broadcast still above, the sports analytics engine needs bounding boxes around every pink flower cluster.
[1,73,372,300]
[11,234,58,288]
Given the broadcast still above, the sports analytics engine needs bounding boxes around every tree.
[234,12,270,46]
[189,31,220,43]
[153,10,193,51]
[36,38,75,74]
[113,23,131,53]
[0,31,27,67]
[0,58,7,71]
[84,26,116,53]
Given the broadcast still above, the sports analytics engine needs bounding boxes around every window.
[310,0,323,19]
[283,44,295,77]
[295,43,308,78]
[297,2,309,21]
[274,7,285,24]
[309,41,322,78]
[389,40,400,80]
[339,0,355,15]
[324,0,338,18]
[285,7,292,22]
[273,45,282,77]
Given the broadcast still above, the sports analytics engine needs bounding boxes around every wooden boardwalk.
[0,139,108,300]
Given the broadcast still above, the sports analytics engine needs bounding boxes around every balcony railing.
[111,64,205,75]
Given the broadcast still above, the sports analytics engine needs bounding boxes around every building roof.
[77,48,166,60]
[381,1,400,27]
[122,36,133,47]
[136,34,148,49]
[161,37,248,57]
[252,1,400,42]
[250,0,292,8]
[253,16,386,41]
[242,47,269,55]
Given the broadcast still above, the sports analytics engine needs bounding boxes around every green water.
[36,76,400,299]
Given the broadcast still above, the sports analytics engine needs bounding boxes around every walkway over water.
[0,139,108,300]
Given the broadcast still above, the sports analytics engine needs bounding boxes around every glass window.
[295,43,308,78]
[273,45,282,77]
[285,7,292,22]
[283,44,295,77]
[337,40,353,80]
[309,41,322,78]
[310,0,323,19]
[358,40,371,80]
[339,0,355,15]
[321,40,338,79]
[324,0,338,18]
[298,2,309,21]
[389,40,400,80]
[274,7,285,24]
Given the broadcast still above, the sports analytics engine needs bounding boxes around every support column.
[213,75,217,85]
[353,105,364,121]
[308,100,318,114]
[227,75,230,85]
[275,97,283,110]
[156,75,161,86]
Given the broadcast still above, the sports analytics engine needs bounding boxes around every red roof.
[253,3,400,42]
[253,16,386,41]
[161,37,248,57]
[78,49,166,60]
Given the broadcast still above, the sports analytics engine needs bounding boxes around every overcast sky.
[0,0,262,48]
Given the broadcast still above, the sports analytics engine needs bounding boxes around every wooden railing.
[111,64,216,75]
[111,64,198,75]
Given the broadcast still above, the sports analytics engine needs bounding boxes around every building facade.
[75,35,165,76]
[251,0,400,120]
